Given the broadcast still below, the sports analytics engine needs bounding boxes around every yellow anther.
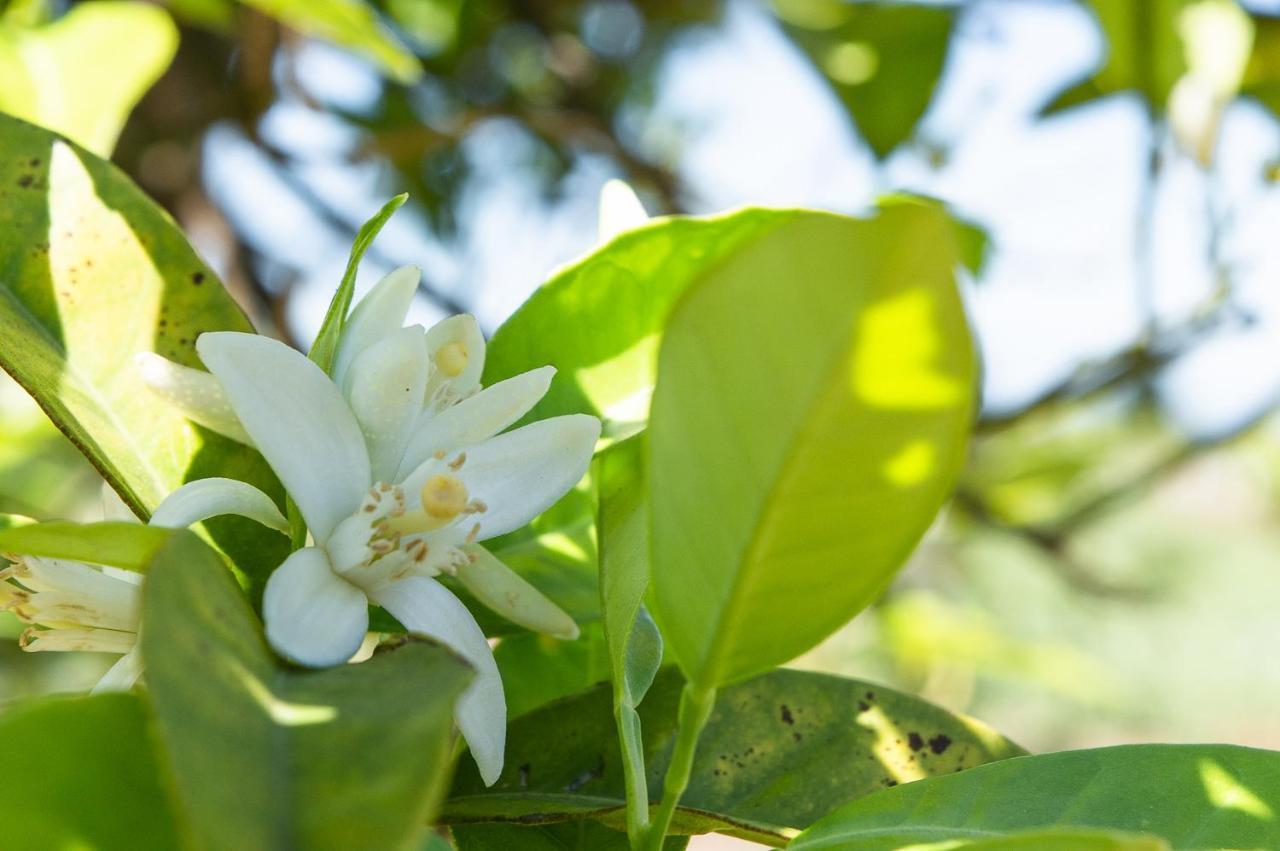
[435,341,469,378]
[421,474,469,521]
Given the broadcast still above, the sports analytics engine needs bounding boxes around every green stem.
[640,681,716,851]
[615,701,649,847]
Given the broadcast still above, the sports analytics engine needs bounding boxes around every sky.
[199,0,1280,442]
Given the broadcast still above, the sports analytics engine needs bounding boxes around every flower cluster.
[139,266,599,784]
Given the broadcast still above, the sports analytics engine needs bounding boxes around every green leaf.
[308,192,408,374]
[0,520,169,571]
[494,624,611,720]
[241,0,422,84]
[1040,0,1189,116]
[444,668,1023,845]
[0,693,183,849]
[141,530,474,851]
[772,0,953,159]
[921,830,1171,851]
[0,2,178,156]
[0,113,277,515]
[596,433,662,843]
[789,745,1280,850]
[0,113,287,591]
[648,204,976,688]
[597,435,663,707]
[453,822,689,850]
[483,210,801,435]
[0,513,33,531]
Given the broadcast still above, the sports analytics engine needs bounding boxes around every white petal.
[15,556,116,595]
[21,627,136,654]
[371,576,505,786]
[333,266,421,390]
[150,478,289,533]
[402,415,601,541]
[424,314,486,403]
[263,547,369,668]
[197,332,371,543]
[345,326,430,483]
[91,646,144,694]
[100,482,138,522]
[395,366,555,481]
[135,352,255,446]
[457,545,579,640]
[597,178,650,242]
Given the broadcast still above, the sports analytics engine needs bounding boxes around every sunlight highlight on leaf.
[853,289,965,409]
[1198,759,1275,820]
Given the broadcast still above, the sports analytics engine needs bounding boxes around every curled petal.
[150,477,289,534]
[92,646,144,694]
[21,626,136,654]
[457,545,578,640]
[396,366,555,480]
[263,548,369,668]
[345,326,430,483]
[424,314,486,404]
[135,352,254,446]
[197,332,371,543]
[371,576,505,786]
[333,266,421,390]
[402,414,601,541]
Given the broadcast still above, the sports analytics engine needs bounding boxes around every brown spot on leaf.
[780,705,794,725]
[907,732,924,752]
[928,734,952,755]
[192,271,205,284]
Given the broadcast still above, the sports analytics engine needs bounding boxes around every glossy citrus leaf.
[790,745,1280,850]
[597,434,663,708]
[648,203,976,688]
[0,113,288,591]
[444,668,1022,845]
[494,624,611,720]
[307,192,408,375]
[919,830,1170,851]
[141,530,473,851]
[0,2,177,156]
[0,693,182,849]
[0,520,169,571]
[483,210,800,437]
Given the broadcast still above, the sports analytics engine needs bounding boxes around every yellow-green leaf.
[648,203,976,688]
[0,2,177,155]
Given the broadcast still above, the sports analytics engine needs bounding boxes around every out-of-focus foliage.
[0,2,177,155]
[773,0,953,158]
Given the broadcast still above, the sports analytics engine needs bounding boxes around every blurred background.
[4,0,1280,842]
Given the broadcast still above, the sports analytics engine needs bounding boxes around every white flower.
[147,267,601,785]
[1,554,144,693]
